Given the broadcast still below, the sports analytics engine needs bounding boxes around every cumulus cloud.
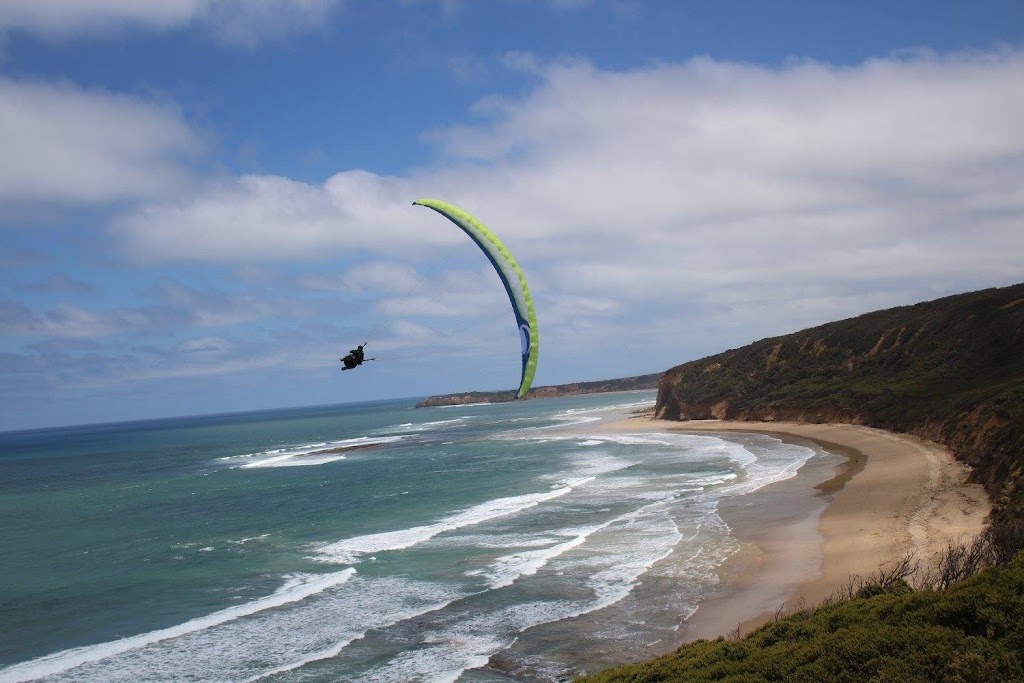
[127,49,1024,381]
[0,77,202,205]
[0,0,343,45]
[114,51,1024,294]
[112,170,472,261]
[19,47,1023,407]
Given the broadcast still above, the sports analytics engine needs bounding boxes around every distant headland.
[415,373,660,407]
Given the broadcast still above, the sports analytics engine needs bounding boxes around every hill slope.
[656,282,1024,531]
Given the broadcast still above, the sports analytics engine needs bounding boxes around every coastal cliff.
[656,282,1024,535]
[416,373,659,407]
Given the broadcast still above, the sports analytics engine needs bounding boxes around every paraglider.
[412,199,539,399]
[340,343,373,371]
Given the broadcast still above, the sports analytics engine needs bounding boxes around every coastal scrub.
[577,552,1024,682]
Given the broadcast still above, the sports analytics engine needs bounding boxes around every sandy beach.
[598,416,991,640]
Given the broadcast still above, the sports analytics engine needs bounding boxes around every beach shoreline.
[598,415,991,641]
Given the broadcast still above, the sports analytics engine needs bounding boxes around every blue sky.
[1,1,1022,431]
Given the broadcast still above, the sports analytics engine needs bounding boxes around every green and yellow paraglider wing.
[413,199,538,398]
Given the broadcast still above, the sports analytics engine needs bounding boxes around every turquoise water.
[0,392,818,682]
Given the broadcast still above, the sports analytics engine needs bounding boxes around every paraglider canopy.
[413,199,539,398]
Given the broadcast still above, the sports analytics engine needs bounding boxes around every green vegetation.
[576,532,1024,682]
[599,284,1024,682]
[577,552,1024,683]
[656,282,1024,545]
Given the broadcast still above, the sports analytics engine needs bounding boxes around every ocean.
[0,391,823,682]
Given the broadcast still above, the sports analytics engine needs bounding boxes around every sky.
[1,1,1022,431]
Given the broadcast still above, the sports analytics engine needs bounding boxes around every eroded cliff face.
[654,283,1024,532]
[655,381,860,425]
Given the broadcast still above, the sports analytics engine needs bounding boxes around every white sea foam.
[362,499,682,683]
[550,449,636,479]
[358,629,505,683]
[547,398,655,428]
[4,400,824,683]
[380,417,474,434]
[234,580,466,683]
[1,574,469,683]
[710,437,816,498]
[466,524,605,589]
[314,480,591,565]
[456,532,568,549]
[469,489,682,594]
[517,432,674,449]
[552,414,604,428]
[218,435,405,469]
[593,432,815,501]
[227,533,270,545]
[574,433,676,447]
[0,569,357,683]
[689,472,738,487]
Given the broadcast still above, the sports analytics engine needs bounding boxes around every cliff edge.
[656,282,1024,541]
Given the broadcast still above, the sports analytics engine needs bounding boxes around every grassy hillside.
[578,552,1024,683]
[656,282,1024,537]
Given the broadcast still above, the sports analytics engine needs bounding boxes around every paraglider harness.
[340,343,374,371]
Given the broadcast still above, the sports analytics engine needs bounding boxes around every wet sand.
[598,417,991,640]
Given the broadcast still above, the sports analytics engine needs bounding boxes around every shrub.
[576,553,1024,683]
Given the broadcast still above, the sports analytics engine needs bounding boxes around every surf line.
[0,570,356,683]
[314,478,594,564]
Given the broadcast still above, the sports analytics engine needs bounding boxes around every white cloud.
[177,335,235,355]
[0,0,343,45]
[0,77,202,204]
[300,261,425,293]
[0,0,199,37]
[103,48,1024,384]
[0,280,292,339]
[118,49,1024,262]
[157,280,282,327]
[202,0,342,46]
[427,50,1024,311]
[112,171,471,261]
[0,301,126,337]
